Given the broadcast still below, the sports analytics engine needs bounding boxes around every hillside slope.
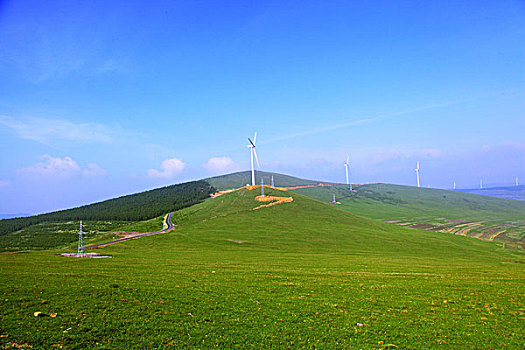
[169,186,517,258]
[0,180,215,250]
[293,183,525,245]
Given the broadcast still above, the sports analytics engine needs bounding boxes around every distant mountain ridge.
[457,185,525,201]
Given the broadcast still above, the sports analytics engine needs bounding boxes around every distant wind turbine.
[415,161,420,188]
[453,181,456,190]
[480,179,483,189]
[344,156,352,190]
[516,177,519,186]
[247,132,260,186]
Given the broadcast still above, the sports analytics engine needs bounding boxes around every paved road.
[165,212,174,230]
[84,212,174,250]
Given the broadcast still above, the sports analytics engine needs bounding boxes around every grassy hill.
[293,183,525,246]
[0,180,214,252]
[205,170,325,190]
[1,187,523,348]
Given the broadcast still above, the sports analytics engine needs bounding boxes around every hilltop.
[205,170,326,190]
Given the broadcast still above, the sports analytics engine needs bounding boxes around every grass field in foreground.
[1,188,524,349]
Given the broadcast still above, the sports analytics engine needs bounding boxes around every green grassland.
[293,184,525,247]
[1,188,523,349]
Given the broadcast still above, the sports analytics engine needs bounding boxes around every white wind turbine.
[344,156,352,190]
[247,132,260,186]
[415,161,420,188]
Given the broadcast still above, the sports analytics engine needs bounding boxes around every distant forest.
[0,180,216,236]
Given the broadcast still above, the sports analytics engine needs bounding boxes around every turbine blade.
[253,149,261,168]
[253,132,257,144]
[248,138,255,147]
[346,156,349,164]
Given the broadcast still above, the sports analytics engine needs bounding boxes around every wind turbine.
[480,179,483,189]
[415,161,420,188]
[453,181,456,190]
[247,132,260,186]
[516,177,519,187]
[344,156,352,190]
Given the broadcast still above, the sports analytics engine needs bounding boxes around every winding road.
[84,212,174,250]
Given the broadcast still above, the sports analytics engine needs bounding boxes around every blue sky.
[1,0,524,214]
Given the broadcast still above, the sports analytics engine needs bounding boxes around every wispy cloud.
[262,91,516,144]
[147,158,186,179]
[0,115,114,145]
[18,155,107,178]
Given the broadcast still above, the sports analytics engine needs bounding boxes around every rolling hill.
[0,180,215,252]
[2,172,524,252]
[293,183,525,246]
[1,185,523,348]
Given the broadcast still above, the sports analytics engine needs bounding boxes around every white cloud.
[203,156,239,173]
[18,155,106,178]
[147,158,185,178]
[83,163,107,177]
[0,115,113,144]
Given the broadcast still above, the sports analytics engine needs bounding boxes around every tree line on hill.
[0,180,216,236]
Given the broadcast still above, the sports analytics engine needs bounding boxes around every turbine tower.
[247,132,260,186]
[480,179,483,189]
[415,161,420,188]
[271,175,274,187]
[78,220,85,258]
[344,156,352,190]
[453,181,456,190]
[516,177,519,187]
